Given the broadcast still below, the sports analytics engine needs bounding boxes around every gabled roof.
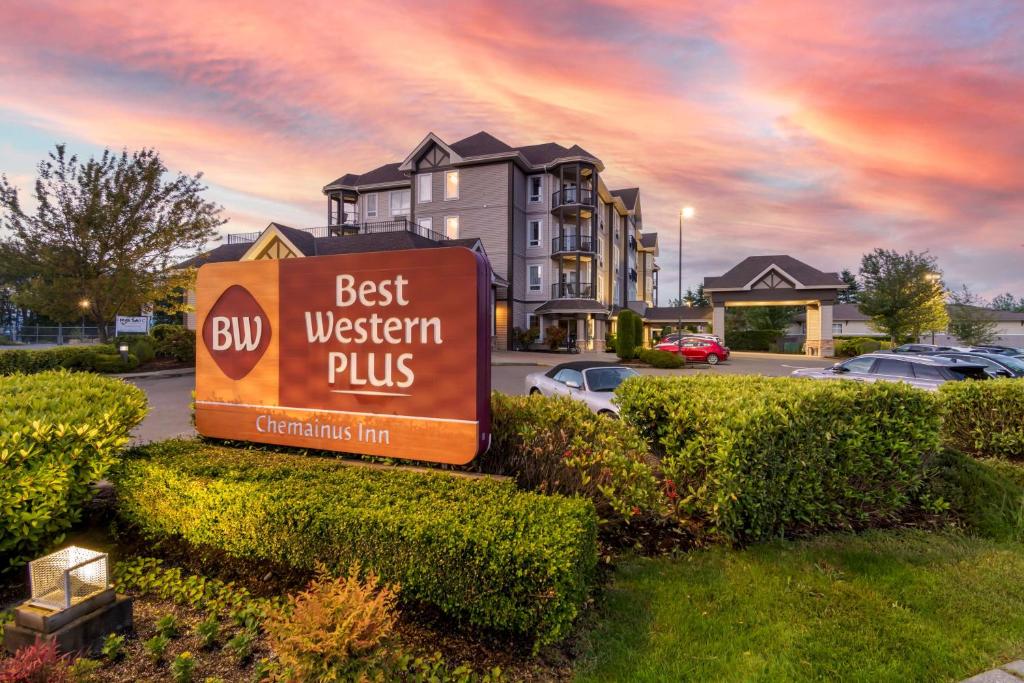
[172,242,252,269]
[704,255,846,291]
[610,188,639,210]
[324,163,408,191]
[272,223,316,256]
[450,131,513,157]
[639,233,658,250]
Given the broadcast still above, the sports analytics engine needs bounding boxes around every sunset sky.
[1,0,1021,299]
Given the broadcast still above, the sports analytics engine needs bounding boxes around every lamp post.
[677,207,695,355]
[78,299,90,342]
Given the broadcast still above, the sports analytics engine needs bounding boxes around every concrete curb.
[115,368,196,380]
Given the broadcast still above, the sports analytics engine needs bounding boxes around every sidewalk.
[962,661,1024,682]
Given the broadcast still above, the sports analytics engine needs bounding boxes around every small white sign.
[115,316,149,335]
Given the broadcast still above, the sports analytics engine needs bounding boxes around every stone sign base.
[3,589,132,655]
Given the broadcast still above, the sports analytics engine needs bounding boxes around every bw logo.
[202,285,271,379]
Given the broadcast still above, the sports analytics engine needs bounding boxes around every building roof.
[450,131,513,157]
[172,226,491,270]
[639,233,658,249]
[704,255,846,290]
[610,188,639,210]
[327,132,607,192]
[534,299,609,314]
[644,305,714,322]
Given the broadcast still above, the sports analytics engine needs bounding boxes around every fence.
[2,325,116,346]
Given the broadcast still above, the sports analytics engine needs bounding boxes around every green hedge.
[615,310,637,360]
[724,330,778,351]
[486,392,663,519]
[0,344,139,375]
[638,348,684,369]
[112,440,598,647]
[0,371,148,569]
[616,375,940,542]
[939,380,1024,459]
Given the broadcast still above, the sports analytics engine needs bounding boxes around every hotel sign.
[194,248,492,465]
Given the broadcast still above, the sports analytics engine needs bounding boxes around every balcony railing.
[551,234,595,254]
[551,282,595,299]
[551,187,595,210]
[224,218,448,245]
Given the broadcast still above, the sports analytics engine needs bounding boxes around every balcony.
[551,282,595,299]
[551,187,595,212]
[224,218,448,245]
[551,234,595,255]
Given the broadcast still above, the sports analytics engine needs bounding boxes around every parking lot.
[128,351,835,443]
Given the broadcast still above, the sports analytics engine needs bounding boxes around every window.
[528,264,542,292]
[527,314,539,332]
[839,357,875,373]
[528,219,541,247]
[553,368,583,386]
[445,170,459,200]
[445,215,459,239]
[832,323,843,335]
[528,176,542,203]
[417,173,432,203]
[417,216,433,236]
[365,193,378,218]
[873,358,913,377]
[390,189,411,217]
[343,201,357,224]
[912,363,944,380]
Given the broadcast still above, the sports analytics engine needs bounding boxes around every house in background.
[178,131,659,351]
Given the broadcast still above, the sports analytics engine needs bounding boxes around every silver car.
[525,361,639,417]
[791,352,989,390]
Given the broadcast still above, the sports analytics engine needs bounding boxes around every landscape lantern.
[118,343,130,362]
[3,545,132,656]
[29,546,109,611]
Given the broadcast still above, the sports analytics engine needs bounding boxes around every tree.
[858,249,948,344]
[948,285,999,346]
[837,269,862,304]
[992,293,1024,312]
[615,310,635,360]
[0,144,224,340]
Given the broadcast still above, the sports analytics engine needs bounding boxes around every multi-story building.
[179,131,659,350]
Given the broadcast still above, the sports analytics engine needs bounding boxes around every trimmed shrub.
[616,375,940,542]
[114,334,156,364]
[605,333,617,353]
[638,349,684,369]
[0,344,141,375]
[855,338,882,355]
[486,392,664,519]
[939,379,1024,458]
[615,310,635,360]
[112,440,598,647]
[723,330,778,351]
[632,313,643,350]
[152,325,196,363]
[0,371,148,569]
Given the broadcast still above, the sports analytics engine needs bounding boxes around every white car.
[524,361,639,417]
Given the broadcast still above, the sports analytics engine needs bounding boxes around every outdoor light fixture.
[3,546,132,656]
[29,546,109,611]
[118,343,130,362]
[78,299,90,309]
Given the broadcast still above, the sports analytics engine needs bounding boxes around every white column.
[820,303,835,357]
[712,305,726,345]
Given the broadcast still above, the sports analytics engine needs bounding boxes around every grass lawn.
[575,530,1024,682]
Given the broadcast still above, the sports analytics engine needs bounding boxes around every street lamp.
[678,207,695,355]
[78,299,90,342]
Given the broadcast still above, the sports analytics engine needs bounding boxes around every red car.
[655,337,730,365]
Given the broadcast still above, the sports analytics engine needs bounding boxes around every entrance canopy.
[703,255,847,356]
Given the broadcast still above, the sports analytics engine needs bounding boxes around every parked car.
[524,361,639,417]
[654,337,730,365]
[968,345,1024,357]
[792,352,989,390]
[929,351,1024,378]
[892,343,961,354]
[659,332,722,345]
